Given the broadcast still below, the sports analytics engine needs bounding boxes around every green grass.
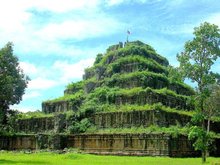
[0,151,219,165]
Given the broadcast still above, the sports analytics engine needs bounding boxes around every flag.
[127,30,131,35]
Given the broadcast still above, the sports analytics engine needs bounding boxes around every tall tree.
[0,42,29,125]
[204,84,220,133]
[177,22,220,163]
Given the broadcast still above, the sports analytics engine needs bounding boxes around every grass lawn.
[0,151,220,165]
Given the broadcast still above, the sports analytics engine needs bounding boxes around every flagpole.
[127,30,130,43]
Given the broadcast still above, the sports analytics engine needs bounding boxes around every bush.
[68,118,92,134]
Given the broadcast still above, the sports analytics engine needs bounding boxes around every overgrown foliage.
[0,42,29,125]
[178,22,220,163]
[44,90,84,103]
[68,118,92,134]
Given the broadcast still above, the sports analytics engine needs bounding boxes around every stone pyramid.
[9,41,220,157]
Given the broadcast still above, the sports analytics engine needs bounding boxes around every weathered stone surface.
[107,75,194,96]
[106,42,123,53]
[16,110,220,135]
[83,69,95,80]
[15,114,67,133]
[0,134,219,157]
[54,114,67,133]
[106,91,193,110]
[0,135,36,150]
[67,133,198,157]
[42,99,82,114]
[96,66,106,80]
[36,134,67,150]
[168,135,200,157]
[42,101,70,113]
[92,110,191,129]
[15,117,55,133]
[84,81,98,93]
[0,134,67,150]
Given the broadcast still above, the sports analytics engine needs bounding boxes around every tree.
[177,22,220,163]
[167,66,184,82]
[0,42,29,125]
[204,84,220,133]
[94,53,103,65]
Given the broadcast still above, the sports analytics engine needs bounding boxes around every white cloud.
[206,12,220,26]
[0,0,125,58]
[106,0,125,6]
[105,0,151,6]
[29,0,101,13]
[37,16,124,41]
[19,61,38,75]
[28,77,58,90]
[0,0,101,15]
[11,105,39,112]
[53,58,95,83]
[19,58,95,91]
[23,91,41,100]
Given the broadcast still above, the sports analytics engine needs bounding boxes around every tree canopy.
[0,42,29,124]
[177,22,220,163]
[177,22,220,96]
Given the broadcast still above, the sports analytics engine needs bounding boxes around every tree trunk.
[202,120,207,163]
[0,100,8,125]
[207,119,210,133]
[202,150,206,163]
[0,108,7,125]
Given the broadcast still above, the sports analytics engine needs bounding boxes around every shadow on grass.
[0,159,49,164]
[65,154,82,160]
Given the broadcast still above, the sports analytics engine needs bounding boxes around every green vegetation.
[105,70,194,95]
[0,43,29,126]
[94,53,103,65]
[87,125,190,137]
[68,118,92,134]
[16,110,76,121]
[107,55,168,75]
[116,41,169,66]
[0,151,219,165]
[178,22,220,163]
[1,22,220,160]
[65,81,84,93]
[17,111,54,119]
[94,103,194,116]
[87,86,192,110]
[106,71,169,87]
[43,90,84,103]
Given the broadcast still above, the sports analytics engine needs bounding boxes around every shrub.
[68,118,92,134]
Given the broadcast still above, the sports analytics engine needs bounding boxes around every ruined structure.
[2,41,220,156]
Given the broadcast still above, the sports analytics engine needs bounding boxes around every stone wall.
[108,91,193,110]
[42,101,71,113]
[0,135,36,150]
[15,110,220,134]
[67,133,198,156]
[0,134,67,150]
[42,99,82,114]
[169,135,200,157]
[15,117,55,133]
[15,110,190,133]
[0,134,219,157]
[15,114,67,133]
[92,110,191,129]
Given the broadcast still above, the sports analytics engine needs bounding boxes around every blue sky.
[0,0,219,112]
